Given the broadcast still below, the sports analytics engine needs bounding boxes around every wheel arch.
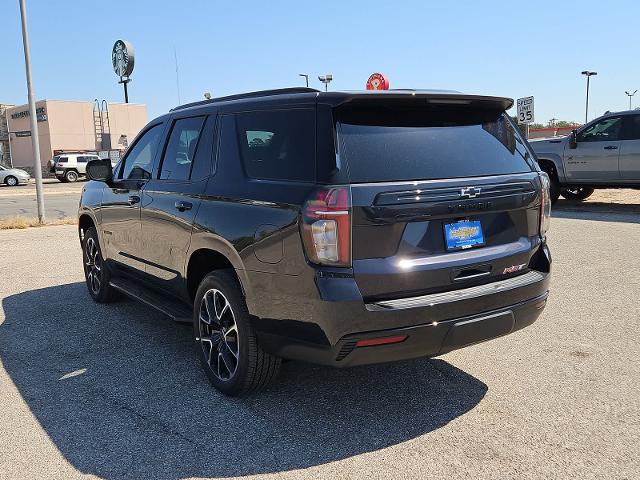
[536,155,565,184]
[185,243,251,307]
[78,213,95,241]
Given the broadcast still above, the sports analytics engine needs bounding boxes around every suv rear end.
[254,91,551,366]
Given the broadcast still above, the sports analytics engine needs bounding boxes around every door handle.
[175,201,193,212]
[128,195,140,206]
[604,145,618,150]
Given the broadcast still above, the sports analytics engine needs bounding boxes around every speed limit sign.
[517,96,534,124]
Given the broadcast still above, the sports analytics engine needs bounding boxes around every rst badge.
[503,264,526,274]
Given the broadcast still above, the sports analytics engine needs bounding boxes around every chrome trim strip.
[365,271,546,311]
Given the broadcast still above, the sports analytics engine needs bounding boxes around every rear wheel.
[561,187,594,201]
[83,227,116,303]
[4,176,18,187]
[64,170,79,183]
[194,270,280,396]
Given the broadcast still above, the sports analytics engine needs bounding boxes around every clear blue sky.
[2,0,639,124]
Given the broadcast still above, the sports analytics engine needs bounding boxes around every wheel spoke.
[219,348,236,378]
[214,291,230,321]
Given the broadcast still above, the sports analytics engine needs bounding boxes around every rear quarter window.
[234,109,315,182]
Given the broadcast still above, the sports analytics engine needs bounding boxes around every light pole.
[18,0,45,222]
[318,74,333,92]
[625,90,637,110]
[299,74,309,88]
[581,71,597,123]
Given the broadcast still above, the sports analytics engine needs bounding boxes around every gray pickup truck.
[530,109,640,203]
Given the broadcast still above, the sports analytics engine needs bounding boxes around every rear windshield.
[336,107,533,183]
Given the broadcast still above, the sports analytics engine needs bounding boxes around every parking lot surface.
[0,180,84,220]
[0,205,639,479]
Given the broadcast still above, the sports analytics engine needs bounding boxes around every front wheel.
[561,187,595,201]
[194,270,281,396]
[83,227,116,303]
[4,176,18,187]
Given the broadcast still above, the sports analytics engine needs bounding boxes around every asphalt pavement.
[0,180,83,220]
[0,204,639,479]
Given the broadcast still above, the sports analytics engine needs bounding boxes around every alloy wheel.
[198,289,240,381]
[6,176,17,186]
[85,237,102,295]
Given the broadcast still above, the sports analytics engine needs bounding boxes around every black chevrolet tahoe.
[79,88,552,396]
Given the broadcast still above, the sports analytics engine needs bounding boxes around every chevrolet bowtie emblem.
[461,187,481,199]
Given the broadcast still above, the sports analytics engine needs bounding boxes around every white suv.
[51,153,100,182]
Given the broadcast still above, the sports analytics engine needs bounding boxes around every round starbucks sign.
[112,40,135,78]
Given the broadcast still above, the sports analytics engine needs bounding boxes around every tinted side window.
[190,115,217,181]
[235,109,315,182]
[121,124,164,180]
[577,116,623,142]
[77,156,88,163]
[159,116,205,181]
[623,115,640,141]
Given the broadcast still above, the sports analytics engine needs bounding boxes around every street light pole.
[581,71,597,124]
[318,74,333,92]
[18,0,45,222]
[625,90,637,110]
[299,74,309,88]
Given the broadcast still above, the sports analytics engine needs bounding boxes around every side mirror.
[86,159,113,182]
[569,129,578,149]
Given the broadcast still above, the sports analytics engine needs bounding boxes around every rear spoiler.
[323,91,514,111]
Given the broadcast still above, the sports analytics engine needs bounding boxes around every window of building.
[234,109,315,182]
[159,116,206,181]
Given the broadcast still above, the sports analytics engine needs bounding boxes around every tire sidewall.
[193,271,254,396]
[561,187,594,201]
[65,170,78,182]
[83,227,112,302]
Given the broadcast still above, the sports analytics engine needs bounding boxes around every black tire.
[82,227,117,303]
[65,170,79,183]
[539,164,560,204]
[4,176,18,187]
[561,187,595,201]
[194,270,281,396]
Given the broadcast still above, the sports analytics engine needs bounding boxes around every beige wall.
[6,100,147,170]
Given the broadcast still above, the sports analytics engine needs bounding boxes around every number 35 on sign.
[517,96,534,124]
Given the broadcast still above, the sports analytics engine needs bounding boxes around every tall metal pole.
[582,71,597,124]
[584,75,590,124]
[18,0,45,222]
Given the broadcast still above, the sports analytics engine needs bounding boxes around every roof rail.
[170,87,320,112]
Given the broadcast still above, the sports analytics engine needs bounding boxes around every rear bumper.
[257,292,548,367]
[249,243,551,366]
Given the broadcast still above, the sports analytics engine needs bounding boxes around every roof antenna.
[174,47,181,105]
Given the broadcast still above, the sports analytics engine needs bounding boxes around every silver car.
[0,165,30,187]
[530,109,640,203]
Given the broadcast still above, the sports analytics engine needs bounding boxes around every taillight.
[539,172,551,238]
[301,186,351,267]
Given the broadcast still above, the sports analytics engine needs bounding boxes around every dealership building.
[3,99,147,171]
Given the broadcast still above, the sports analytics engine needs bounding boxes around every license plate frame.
[444,219,485,251]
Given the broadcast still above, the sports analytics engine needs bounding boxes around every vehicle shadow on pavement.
[552,199,640,224]
[0,283,487,480]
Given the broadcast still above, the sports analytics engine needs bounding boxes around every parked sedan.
[0,165,30,186]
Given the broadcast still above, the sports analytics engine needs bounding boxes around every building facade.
[5,100,147,171]
[0,103,14,166]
